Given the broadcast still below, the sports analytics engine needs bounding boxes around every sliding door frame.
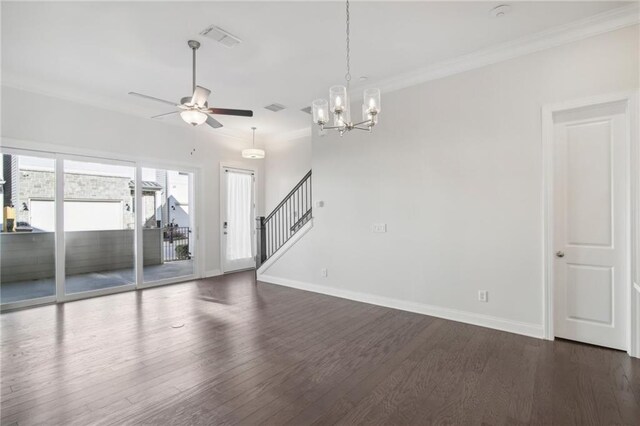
[136,161,200,290]
[0,139,203,310]
[58,153,138,302]
[0,147,58,311]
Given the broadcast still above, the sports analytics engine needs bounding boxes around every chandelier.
[312,0,381,136]
[242,127,265,159]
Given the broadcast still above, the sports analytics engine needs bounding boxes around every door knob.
[556,251,565,258]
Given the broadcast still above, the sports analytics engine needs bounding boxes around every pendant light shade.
[312,99,329,125]
[242,127,265,159]
[363,88,381,115]
[242,148,265,159]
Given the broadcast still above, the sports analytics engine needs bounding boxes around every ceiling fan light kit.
[128,39,253,129]
[180,109,207,126]
[312,0,381,136]
[242,127,265,159]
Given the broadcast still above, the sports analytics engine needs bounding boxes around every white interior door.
[553,100,629,350]
[221,167,255,273]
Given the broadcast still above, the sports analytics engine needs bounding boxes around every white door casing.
[552,99,629,351]
[220,166,256,273]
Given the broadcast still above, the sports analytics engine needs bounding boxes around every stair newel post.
[256,216,267,268]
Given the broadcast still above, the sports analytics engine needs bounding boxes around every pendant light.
[242,127,265,159]
[312,0,381,136]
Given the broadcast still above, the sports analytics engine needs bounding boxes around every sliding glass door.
[63,159,136,296]
[141,167,195,284]
[1,148,199,309]
[0,153,57,305]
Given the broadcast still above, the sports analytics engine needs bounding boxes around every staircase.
[256,170,312,268]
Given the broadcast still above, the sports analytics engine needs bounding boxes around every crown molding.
[266,126,312,144]
[373,3,639,95]
[269,4,639,143]
[4,4,638,146]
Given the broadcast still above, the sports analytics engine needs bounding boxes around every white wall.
[1,86,265,276]
[263,26,639,336]
[264,134,312,213]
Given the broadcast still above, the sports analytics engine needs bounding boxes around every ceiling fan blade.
[206,115,223,129]
[151,111,180,119]
[191,86,211,108]
[208,108,253,117]
[129,92,177,107]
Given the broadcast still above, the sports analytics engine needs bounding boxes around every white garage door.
[30,200,124,232]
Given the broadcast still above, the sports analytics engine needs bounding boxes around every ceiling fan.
[129,40,253,129]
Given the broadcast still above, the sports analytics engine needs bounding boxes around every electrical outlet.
[373,223,387,233]
[478,290,488,303]
[321,268,328,278]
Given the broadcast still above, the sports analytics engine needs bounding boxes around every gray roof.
[128,180,163,191]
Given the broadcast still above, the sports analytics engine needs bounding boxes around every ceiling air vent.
[300,106,312,115]
[264,103,286,112]
[199,25,242,48]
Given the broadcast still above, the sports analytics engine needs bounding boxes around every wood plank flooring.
[1,271,639,425]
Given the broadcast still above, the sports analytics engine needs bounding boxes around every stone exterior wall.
[15,169,54,225]
[15,169,159,229]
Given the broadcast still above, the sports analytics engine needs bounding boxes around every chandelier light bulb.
[330,86,347,114]
[363,88,381,114]
[312,99,329,125]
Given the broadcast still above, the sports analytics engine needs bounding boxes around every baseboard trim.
[204,269,222,278]
[257,219,314,275]
[257,274,545,339]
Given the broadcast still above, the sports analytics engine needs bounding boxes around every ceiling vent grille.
[300,106,312,115]
[200,25,242,48]
[264,103,286,112]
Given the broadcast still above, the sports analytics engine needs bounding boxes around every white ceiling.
[1,1,631,139]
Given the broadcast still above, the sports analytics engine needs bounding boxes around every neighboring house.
[153,169,190,228]
[1,154,175,232]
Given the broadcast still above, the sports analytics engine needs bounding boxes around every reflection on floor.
[0,260,194,304]
[1,271,638,425]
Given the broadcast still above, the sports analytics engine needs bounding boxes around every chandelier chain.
[345,0,351,88]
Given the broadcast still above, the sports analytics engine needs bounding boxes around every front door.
[221,167,255,273]
[553,100,629,350]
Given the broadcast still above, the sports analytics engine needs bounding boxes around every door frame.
[542,91,639,357]
[219,163,257,274]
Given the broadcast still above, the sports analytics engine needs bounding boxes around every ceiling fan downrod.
[187,40,200,94]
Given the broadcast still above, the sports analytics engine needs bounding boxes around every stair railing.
[256,170,312,266]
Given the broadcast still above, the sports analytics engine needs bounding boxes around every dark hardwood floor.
[1,271,639,425]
